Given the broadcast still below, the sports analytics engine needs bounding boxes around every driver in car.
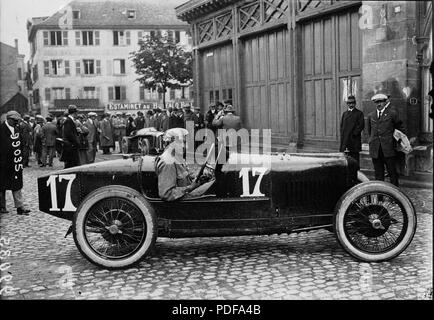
[155,128,214,201]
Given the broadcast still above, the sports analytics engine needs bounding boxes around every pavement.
[0,151,432,300]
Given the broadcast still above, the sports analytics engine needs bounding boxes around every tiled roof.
[32,0,188,28]
[176,0,238,22]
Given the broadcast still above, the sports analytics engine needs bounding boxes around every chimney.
[14,39,19,51]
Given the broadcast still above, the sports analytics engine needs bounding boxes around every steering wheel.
[195,143,216,183]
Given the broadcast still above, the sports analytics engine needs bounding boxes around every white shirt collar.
[5,120,15,135]
[377,103,389,116]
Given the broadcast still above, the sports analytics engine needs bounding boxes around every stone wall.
[0,43,20,106]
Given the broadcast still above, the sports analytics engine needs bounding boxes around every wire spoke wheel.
[84,197,146,259]
[73,186,157,269]
[344,193,406,253]
[334,182,416,262]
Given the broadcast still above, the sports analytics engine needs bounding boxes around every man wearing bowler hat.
[0,111,31,215]
[366,93,406,186]
[61,105,80,168]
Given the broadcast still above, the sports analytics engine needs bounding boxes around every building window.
[51,60,62,75]
[82,60,101,75]
[82,31,93,45]
[32,65,38,81]
[76,31,100,46]
[109,86,126,101]
[113,31,130,46]
[33,88,40,104]
[65,88,71,99]
[127,10,136,19]
[73,10,80,19]
[113,59,126,74]
[45,88,51,101]
[167,30,174,43]
[52,87,65,100]
[175,31,181,43]
[48,31,66,46]
[83,86,100,99]
[170,88,176,100]
[18,68,22,80]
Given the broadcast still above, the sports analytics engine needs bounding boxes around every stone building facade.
[176,0,433,161]
[27,0,193,116]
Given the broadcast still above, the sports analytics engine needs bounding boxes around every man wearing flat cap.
[0,111,31,215]
[155,128,214,201]
[19,114,33,167]
[366,93,406,186]
[61,105,80,168]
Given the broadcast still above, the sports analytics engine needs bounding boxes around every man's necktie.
[378,111,382,119]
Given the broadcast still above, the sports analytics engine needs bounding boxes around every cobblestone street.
[0,153,432,300]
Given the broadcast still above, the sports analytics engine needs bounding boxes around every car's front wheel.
[73,185,157,269]
[334,181,416,262]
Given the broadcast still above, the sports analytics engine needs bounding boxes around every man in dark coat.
[19,114,33,167]
[61,105,80,168]
[0,111,31,215]
[41,114,58,167]
[366,93,406,186]
[339,95,365,166]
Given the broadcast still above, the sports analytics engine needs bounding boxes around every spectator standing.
[19,114,33,167]
[135,111,145,130]
[366,93,406,186]
[76,114,90,165]
[126,114,136,136]
[183,105,198,129]
[100,113,114,154]
[61,105,80,168]
[41,114,58,167]
[84,112,99,163]
[339,95,365,166]
[0,111,31,215]
[205,104,217,133]
[33,115,44,165]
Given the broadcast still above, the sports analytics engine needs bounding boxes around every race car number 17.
[46,174,77,212]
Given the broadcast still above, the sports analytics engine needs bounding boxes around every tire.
[73,185,157,269]
[334,181,416,262]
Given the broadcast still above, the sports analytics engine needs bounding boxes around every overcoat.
[0,122,23,191]
[84,118,98,149]
[61,116,80,163]
[339,108,365,152]
[366,105,406,158]
[42,122,58,147]
[100,118,114,147]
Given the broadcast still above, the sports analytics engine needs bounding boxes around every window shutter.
[75,60,81,75]
[43,31,49,46]
[120,60,125,74]
[175,31,180,43]
[44,61,50,75]
[106,60,112,76]
[96,60,101,74]
[95,31,100,45]
[138,31,142,44]
[113,31,118,45]
[64,60,70,75]
[108,87,114,100]
[121,86,126,100]
[62,31,68,45]
[45,88,51,101]
[140,86,145,100]
[96,87,101,99]
[75,31,81,45]
[65,88,71,99]
[126,31,131,45]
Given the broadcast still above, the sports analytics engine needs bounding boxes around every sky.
[0,0,186,61]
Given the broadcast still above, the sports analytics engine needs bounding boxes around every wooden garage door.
[242,28,295,144]
[200,43,235,108]
[301,8,362,149]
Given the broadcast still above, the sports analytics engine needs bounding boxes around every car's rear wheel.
[73,186,157,269]
[334,181,416,262]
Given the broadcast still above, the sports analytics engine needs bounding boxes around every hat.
[116,112,122,116]
[224,105,235,113]
[163,128,189,142]
[346,95,356,101]
[88,112,97,117]
[194,106,200,110]
[371,93,388,102]
[6,110,22,120]
[77,114,84,119]
[183,105,191,109]
[35,115,44,122]
[46,114,53,120]
[23,114,30,120]
[68,105,78,114]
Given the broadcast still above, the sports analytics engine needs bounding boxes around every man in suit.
[366,93,406,186]
[212,104,242,130]
[41,114,58,167]
[339,95,365,166]
[19,114,33,167]
[61,105,80,168]
[0,111,30,215]
[84,112,98,163]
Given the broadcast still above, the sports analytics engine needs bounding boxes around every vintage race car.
[121,127,164,155]
[37,142,417,269]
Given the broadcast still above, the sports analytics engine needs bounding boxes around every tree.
[131,33,193,108]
